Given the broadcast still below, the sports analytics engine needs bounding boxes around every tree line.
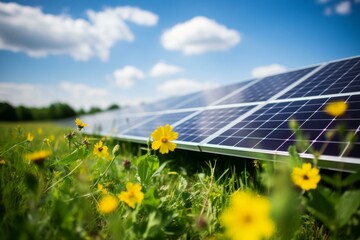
[0,102,120,121]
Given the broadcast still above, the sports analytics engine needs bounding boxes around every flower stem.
[93,156,116,187]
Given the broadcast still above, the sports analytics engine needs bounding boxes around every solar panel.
[175,105,256,143]
[216,66,318,105]
[279,57,360,99]
[206,95,359,160]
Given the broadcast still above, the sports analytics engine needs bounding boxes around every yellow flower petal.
[324,101,348,117]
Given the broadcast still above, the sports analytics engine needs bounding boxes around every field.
[0,117,359,240]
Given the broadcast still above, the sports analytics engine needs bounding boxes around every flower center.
[128,191,134,198]
[161,137,168,143]
[243,214,253,224]
[98,147,103,152]
[303,174,309,180]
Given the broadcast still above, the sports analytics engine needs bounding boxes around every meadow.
[0,102,360,240]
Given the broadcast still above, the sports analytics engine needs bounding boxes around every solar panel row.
[73,56,360,170]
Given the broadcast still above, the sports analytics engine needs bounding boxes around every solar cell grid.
[123,111,194,138]
[175,106,254,143]
[216,67,317,105]
[279,57,360,99]
[208,95,360,159]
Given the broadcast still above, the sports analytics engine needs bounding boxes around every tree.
[0,102,17,121]
[107,104,120,111]
[16,106,33,121]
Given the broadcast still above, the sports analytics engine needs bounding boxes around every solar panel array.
[77,56,360,170]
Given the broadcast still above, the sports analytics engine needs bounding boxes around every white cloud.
[157,78,219,96]
[161,16,241,55]
[0,2,158,61]
[113,65,145,88]
[251,64,287,78]
[335,1,351,14]
[149,61,183,77]
[59,81,108,98]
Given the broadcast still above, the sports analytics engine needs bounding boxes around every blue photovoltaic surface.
[175,106,255,143]
[176,80,253,109]
[123,111,195,138]
[208,95,360,158]
[279,57,360,99]
[216,66,317,105]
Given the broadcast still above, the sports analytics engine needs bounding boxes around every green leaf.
[137,157,150,185]
[151,161,171,178]
[142,187,161,207]
[306,188,337,231]
[335,190,360,227]
[52,149,80,166]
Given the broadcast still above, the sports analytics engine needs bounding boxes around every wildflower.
[75,118,88,130]
[64,130,76,140]
[98,195,119,214]
[37,128,43,135]
[27,133,34,142]
[0,160,5,165]
[112,144,120,157]
[25,150,52,165]
[122,159,131,170]
[118,182,144,209]
[220,191,274,240]
[324,100,348,117]
[151,124,178,154]
[93,141,110,159]
[291,163,321,191]
[98,183,108,194]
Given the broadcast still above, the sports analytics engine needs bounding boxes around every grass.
[0,120,359,239]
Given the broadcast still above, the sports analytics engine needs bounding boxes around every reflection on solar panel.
[67,56,360,171]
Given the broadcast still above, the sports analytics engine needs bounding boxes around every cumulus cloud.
[251,64,287,78]
[157,78,219,96]
[149,61,183,77]
[59,81,108,97]
[0,2,158,61]
[335,1,351,14]
[113,65,145,88]
[161,16,241,55]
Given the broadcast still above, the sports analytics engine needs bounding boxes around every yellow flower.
[118,182,144,209]
[220,191,275,240]
[27,133,34,142]
[0,160,5,165]
[93,141,110,159]
[291,163,321,191]
[75,118,88,130]
[151,124,178,154]
[97,195,119,214]
[324,101,348,117]
[98,183,108,194]
[37,128,43,135]
[25,150,52,165]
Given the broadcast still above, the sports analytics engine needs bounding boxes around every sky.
[0,0,360,110]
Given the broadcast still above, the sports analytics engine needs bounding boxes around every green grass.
[0,121,359,239]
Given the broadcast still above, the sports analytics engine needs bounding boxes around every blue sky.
[0,0,359,110]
